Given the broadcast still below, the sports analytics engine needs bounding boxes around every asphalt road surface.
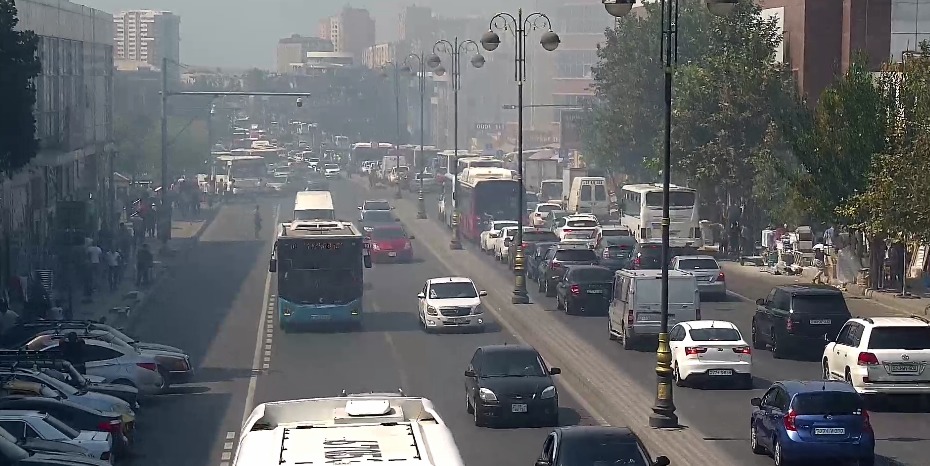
[406,186,928,466]
[118,177,928,466]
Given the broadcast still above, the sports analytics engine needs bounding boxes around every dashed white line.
[219,431,235,466]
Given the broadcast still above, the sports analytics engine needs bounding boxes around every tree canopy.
[0,0,41,176]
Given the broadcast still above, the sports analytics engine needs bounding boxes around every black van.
[751,284,851,358]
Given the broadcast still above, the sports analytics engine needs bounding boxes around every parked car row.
[0,320,193,465]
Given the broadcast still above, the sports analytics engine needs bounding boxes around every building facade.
[891,0,930,58]
[8,0,115,285]
[113,9,180,81]
[318,6,375,62]
[276,34,334,74]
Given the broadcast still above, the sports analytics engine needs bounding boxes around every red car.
[367,225,415,262]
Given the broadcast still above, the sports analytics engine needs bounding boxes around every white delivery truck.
[608,269,700,350]
[234,392,465,466]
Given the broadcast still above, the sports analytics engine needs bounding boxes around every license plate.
[448,317,468,324]
[637,314,655,322]
[587,289,604,294]
[697,277,710,281]
[814,427,845,435]
[310,315,331,320]
[511,404,527,413]
[707,369,733,376]
[810,319,831,325]
[888,363,920,373]
[388,252,397,257]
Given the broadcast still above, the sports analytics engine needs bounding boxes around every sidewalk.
[71,205,220,328]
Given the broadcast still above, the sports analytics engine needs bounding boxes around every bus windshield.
[231,161,266,179]
[474,181,520,220]
[279,269,360,304]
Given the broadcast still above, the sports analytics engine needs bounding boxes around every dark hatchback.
[465,345,561,427]
[751,285,851,358]
[595,237,637,271]
[535,426,670,466]
[631,242,698,269]
[556,266,614,315]
[508,230,560,268]
[526,242,559,281]
[358,209,398,233]
[537,246,600,297]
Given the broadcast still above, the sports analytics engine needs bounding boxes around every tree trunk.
[868,235,886,290]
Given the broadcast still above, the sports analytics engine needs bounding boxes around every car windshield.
[555,249,598,261]
[688,328,742,342]
[493,222,518,230]
[867,327,930,350]
[481,351,547,377]
[601,228,631,237]
[325,164,338,170]
[363,211,394,222]
[44,415,80,439]
[677,259,719,270]
[792,392,863,416]
[537,204,559,213]
[429,282,478,299]
[792,294,849,314]
[558,438,650,466]
[570,268,614,283]
[371,228,407,240]
[364,201,391,210]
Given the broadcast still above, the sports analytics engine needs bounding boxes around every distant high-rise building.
[114,10,180,80]
[318,6,375,61]
[276,34,334,73]
[400,5,434,49]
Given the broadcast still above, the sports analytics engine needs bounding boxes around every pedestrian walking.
[812,246,827,284]
[86,240,103,290]
[60,332,86,374]
[136,244,154,287]
[25,274,51,321]
[105,249,121,291]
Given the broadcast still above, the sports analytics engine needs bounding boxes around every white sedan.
[34,339,165,395]
[493,226,519,261]
[417,277,488,332]
[530,203,562,227]
[669,320,753,389]
[480,220,518,253]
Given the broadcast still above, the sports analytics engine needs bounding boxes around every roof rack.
[340,388,405,397]
[0,350,64,361]
[910,315,929,324]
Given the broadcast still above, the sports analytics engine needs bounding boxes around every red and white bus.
[440,167,520,241]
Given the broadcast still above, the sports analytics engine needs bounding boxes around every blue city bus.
[268,220,372,331]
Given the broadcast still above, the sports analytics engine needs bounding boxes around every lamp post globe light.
[601,0,738,429]
[427,37,485,250]
[404,52,430,220]
[481,9,559,305]
[380,62,405,199]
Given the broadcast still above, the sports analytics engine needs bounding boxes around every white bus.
[215,154,267,196]
[619,183,700,246]
[234,394,465,466]
[293,190,335,221]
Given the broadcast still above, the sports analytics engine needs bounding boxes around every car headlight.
[471,305,482,315]
[478,388,497,402]
[426,306,438,316]
[540,385,557,399]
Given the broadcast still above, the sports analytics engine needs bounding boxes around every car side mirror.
[536,461,551,466]
[464,370,476,378]
[268,259,277,273]
[478,290,487,296]
[357,206,362,210]
[417,292,425,299]
[394,218,401,222]
[653,456,670,466]
[549,367,561,375]
[755,298,766,306]
[750,397,762,407]
[408,235,415,240]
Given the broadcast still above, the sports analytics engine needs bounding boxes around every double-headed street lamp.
[600,0,738,429]
[427,38,485,250]
[481,9,560,304]
[401,52,431,220]
[380,62,405,199]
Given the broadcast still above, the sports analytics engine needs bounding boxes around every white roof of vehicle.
[853,316,930,328]
[235,396,464,466]
[294,191,334,211]
[426,277,474,285]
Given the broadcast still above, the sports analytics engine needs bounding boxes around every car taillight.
[603,248,611,258]
[372,243,381,250]
[404,242,411,250]
[522,242,528,249]
[862,410,872,432]
[732,346,751,354]
[564,229,573,233]
[786,319,794,332]
[627,310,634,326]
[137,362,158,372]
[784,409,798,431]
[857,352,880,366]
[101,452,111,461]
[684,347,707,357]
[633,257,641,268]
[551,262,562,269]
[570,285,581,295]
[97,419,121,435]
[717,271,725,281]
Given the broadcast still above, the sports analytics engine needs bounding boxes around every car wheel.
[822,360,831,380]
[771,330,785,359]
[673,363,686,387]
[750,423,766,454]
[465,392,474,414]
[621,328,633,350]
[156,367,172,390]
[773,439,785,466]
[556,296,564,311]
[751,323,764,350]
[544,280,556,297]
[858,455,875,466]
[473,398,487,427]
[608,319,617,341]
[537,277,545,292]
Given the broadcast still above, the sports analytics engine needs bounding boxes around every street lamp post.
[601,0,738,429]
[481,9,560,304]
[402,53,431,220]
[427,38,485,250]
[380,63,405,199]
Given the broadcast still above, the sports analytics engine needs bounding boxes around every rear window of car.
[605,245,634,257]
[569,268,614,283]
[555,249,598,261]
[523,231,559,242]
[688,328,742,342]
[601,228,631,237]
[677,259,719,270]
[791,392,863,415]
[867,327,930,350]
[791,294,850,315]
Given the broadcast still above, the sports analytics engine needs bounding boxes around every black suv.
[631,242,699,269]
[536,245,599,297]
[751,284,851,358]
[507,229,559,268]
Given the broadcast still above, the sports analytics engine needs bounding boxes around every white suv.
[821,315,930,395]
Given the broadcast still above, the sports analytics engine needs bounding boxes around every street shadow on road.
[192,367,257,384]
[487,407,584,429]
[688,375,773,391]
[867,395,930,414]
[130,392,231,466]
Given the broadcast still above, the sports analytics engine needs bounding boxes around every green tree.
[0,0,41,176]
[116,116,209,179]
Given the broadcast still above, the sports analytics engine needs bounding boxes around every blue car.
[750,380,875,466]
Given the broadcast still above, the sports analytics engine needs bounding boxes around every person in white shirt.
[105,249,121,291]
[87,242,103,290]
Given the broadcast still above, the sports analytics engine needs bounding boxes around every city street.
[112,177,929,466]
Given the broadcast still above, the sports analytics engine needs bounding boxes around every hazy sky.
[78,0,533,69]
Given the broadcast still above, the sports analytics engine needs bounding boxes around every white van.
[608,269,700,350]
[293,190,335,220]
[567,177,610,218]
